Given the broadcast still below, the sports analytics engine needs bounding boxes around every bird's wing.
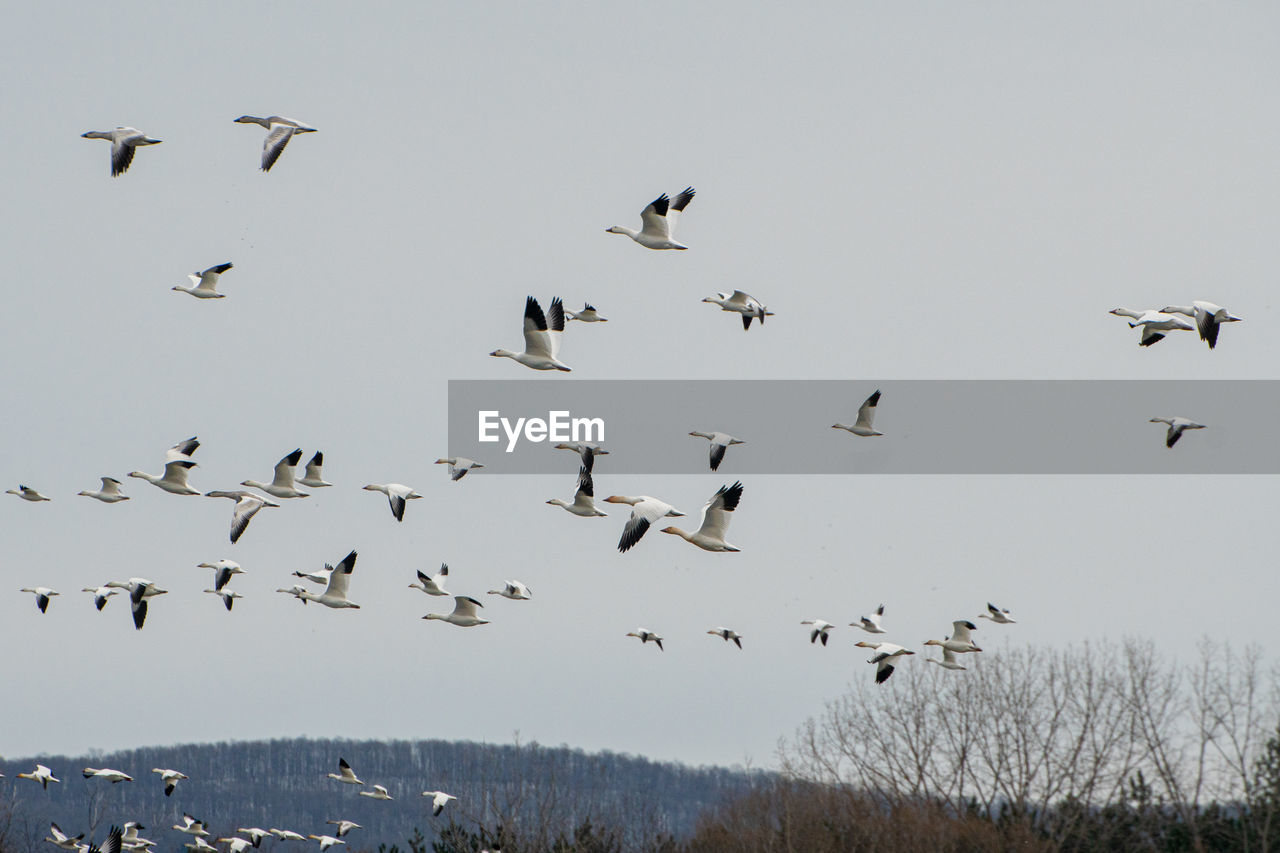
[709,443,726,471]
[388,491,406,521]
[618,503,660,552]
[662,187,695,238]
[111,137,137,176]
[165,437,200,462]
[230,496,264,544]
[272,450,303,488]
[324,551,357,599]
[162,460,195,485]
[951,620,975,643]
[521,296,554,358]
[546,297,565,358]
[100,477,122,494]
[638,193,673,238]
[574,467,594,500]
[1167,424,1184,448]
[303,452,324,481]
[261,123,296,172]
[856,390,881,430]
[453,595,483,617]
[696,482,743,539]
[132,597,149,630]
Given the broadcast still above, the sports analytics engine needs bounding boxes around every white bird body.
[83,767,133,784]
[435,457,483,481]
[7,485,51,502]
[205,491,280,543]
[702,290,773,329]
[833,390,883,436]
[358,785,393,801]
[487,580,532,600]
[363,483,422,522]
[925,620,983,654]
[237,830,271,849]
[242,449,310,498]
[152,768,188,796]
[409,564,451,596]
[855,641,916,683]
[82,585,119,611]
[554,442,609,457]
[324,822,361,838]
[661,482,743,552]
[605,494,685,553]
[307,837,344,852]
[234,115,317,172]
[979,602,1017,624]
[297,452,332,487]
[1161,301,1242,349]
[689,431,745,471]
[172,263,233,299]
[926,646,968,671]
[625,628,664,651]
[1150,416,1206,449]
[327,758,362,785]
[422,790,457,816]
[81,127,161,176]
[203,589,244,611]
[547,467,606,517]
[1109,308,1195,347]
[270,831,306,843]
[853,604,886,634]
[45,824,84,850]
[298,552,360,609]
[423,595,488,627]
[78,477,129,503]
[607,187,695,250]
[490,296,571,371]
[197,559,244,592]
[802,619,833,646]
[17,764,60,788]
[707,627,743,649]
[566,303,607,322]
[130,437,201,495]
[174,815,209,837]
[20,587,60,613]
[219,839,253,853]
[104,577,168,629]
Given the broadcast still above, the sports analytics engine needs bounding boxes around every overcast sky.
[3,2,1279,770]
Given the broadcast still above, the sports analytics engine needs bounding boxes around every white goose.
[924,620,983,654]
[7,485,51,502]
[83,767,133,784]
[129,437,201,495]
[185,838,218,853]
[490,296,571,371]
[269,831,306,843]
[422,790,457,816]
[219,840,253,853]
[236,830,271,849]
[78,477,129,503]
[20,586,59,613]
[293,564,333,585]
[625,628,664,651]
[17,764,60,789]
[1150,416,1206,449]
[802,620,834,646]
[1162,302,1243,349]
[242,449,310,498]
[196,559,244,592]
[435,457,483,481]
[833,390,883,437]
[358,785,394,801]
[327,758,363,785]
[566,303,607,322]
[689,431,744,471]
[276,584,310,603]
[546,467,607,517]
[324,822,361,838]
[604,494,685,553]
[707,627,743,649]
[173,816,210,838]
[979,602,1017,624]
[607,187,695,250]
[554,442,609,458]
[852,604,886,634]
[82,586,119,611]
[926,646,968,671]
[362,483,422,522]
[487,580,532,600]
[702,290,773,329]
[105,578,168,630]
[172,263,234,299]
[152,768,188,797]
[409,563,450,596]
[1108,308,1195,347]
[297,452,332,488]
[203,589,244,611]
[307,838,343,852]
[205,490,280,544]
[855,641,916,683]
[423,595,488,627]
[81,127,161,176]
[233,116,317,172]
[661,482,743,552]
[45,824,84,851]
[297,551,360,609]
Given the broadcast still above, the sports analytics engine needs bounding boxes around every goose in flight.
[607,187,695,250]
[707,627,743,649]
[236,830,271,849]
[242,449,310,498]
[926,646,968,671]
[172,263,234,299]
[358,785,394,801]
[219,840,253,853]
[197,559,244,592]
[604,494,685,553]
[17,764,60,789]
[45,824,84,851]
[661,481,743,552]
[152,768,188,797]
[307,838,343,852]
[269,830,306,843]
[833,390,883,436]
[979,602,1017,624]
[625,628,664,651]
[802,620,833,646]
[546,467,607,517]
[435,456,483,481]
[925,620,983,654]
[82,585,119,611]
[702,290,773,329]
[184,839,218,853]
[203,589,244,611]
[422,790,457,817]
[324,822,361,838]
[173,816,210,838]
[1161,302,1243,349]
[83,768,133,784]
[409,563,451,596]
[487,580,532,600]
[234,116,317,172]
[490,296,571,371]
[81,127,161,176]
[7,485,51,502]
[852,604,886,634]
[297,551,360,609]
[78,477,129,503]
[1150,416,1206,448]
[87,827,124,853]
[327,758,362,785]
[276,584,310,603]
[855,641,916,683]
[297,452,332,488]
[120,823,153,852]
[129,437,201,495]
[423,595,488,627]
[293,564,333,585]
[554,442,609,458]
[21,587,59,613]
[689,431,744,471]
[1109,308,1195,347]
[205,490,280,543]
[566,303,607,322]
[362,483,423,522]
[104,578,168,630]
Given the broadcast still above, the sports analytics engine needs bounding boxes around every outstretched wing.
[696,482,743,539]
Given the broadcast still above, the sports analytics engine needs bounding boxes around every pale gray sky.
[3,2,1279,768]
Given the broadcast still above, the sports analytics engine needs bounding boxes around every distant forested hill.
[0,738,765,853]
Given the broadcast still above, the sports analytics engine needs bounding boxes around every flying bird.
[205,490,280,543]
[20,587,59,613]
[435,457,483,481]
[625,628,664,651]
[707,627,743,649]
[362,483,422,522]
[6,485,51,502]
[196,559,244,592]
[566,303,607,322]
[1150,417,1206,449]
[855,641,916,683]
[702,290,773,329]
[422,790,457,817]
[852,604,886,634]
[296,452,332,488]
[924,620,983,654]
[358,785,394,801]
[689,431,745,471]
[422,595,488,627]
[17,764,60,789]
[104,578,168,629]
[296,552,360,609]
[661,482,744,552]
[234,116,317,172]
[324,822,361,838]
[203,589,244,611]
[237,830,271,849]
[547,467,607,517]
[409,564,451,596]
[129,437,201,495]
[604,494,685,553]
[490,296,571,371]
[45,824,84,851]
[1161,302,1243,349]
[83,768,133,784]
[832,390,883,436]
[241,449,310,498]
[81,127,161,176]
[172,263,234,299]
[81,586,119,611]
[78,477,129,503]
[327,758,362,786]
[306,837,344,852]
[979,602,1017,624]
[1108,308,1195,347]
[802,620,834,646]
[487,580,532,600]
[607,187,696,250]
[926,646,968,671]
[152,768,188,797]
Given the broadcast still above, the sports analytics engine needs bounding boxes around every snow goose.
[20,587,60,613]
[1150,416,1206,449]
[269,831,306,843]
[233,116,317,172]
[855,641,916,683]
[219,840,253,853]
[17,764,60,789]
[7,485,51,502]
[409,563,451,596]
[276,584,310,603]
[203,589,244,611]
[566,303,607,322]
[547,467,607,517]
[554,442,609,458]
[1161,302,1243,349]
[852,604,886,634]
[358,785,393,801]
[88,827,124,853]
[926,646,968,671]
[661,481,743,552]
[205,490,280,543]
[832,390,883,436]
[702,290,773,329]
[297,452,332,488]
[81,127,161,176]
[152,768,188,797]
[435,456,483,481]
[607,187,695,250]
[185,838,218,853]
[487,580,532,600]
[707,627,743,649]
[1109,308,1195,347]
[46,824,84,851]
[293,564,333,585]
[324,822,360,839]
[689,431,744,472]
[604,494,685,553]
[104,578,168,629]
[625,628,664,651]
[979,602,1017,624]
[422,790,457,817]
[362,483,422,522]
[82,586,119,612]
[801,620,833,646]
[242,449,310,498]
[924,620,983,654]
[237,830,271,849]
[83,768,133,784]
[423,595,488,627]
[297,552,360,609]
[327,758,362,785]
[120,822,153,852]
[130,436,201,495]
[196,559,244,592]
[78,477,129,503]
[306,838,343,852]
[172,263,233,299]
[490,296,571,371]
